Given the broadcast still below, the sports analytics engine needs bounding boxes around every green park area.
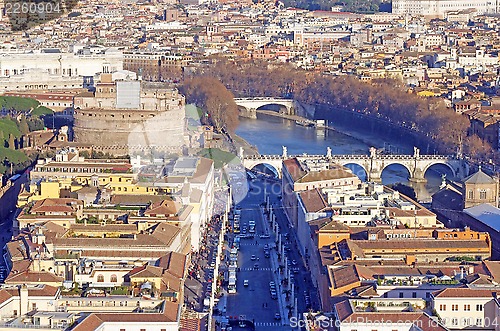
[0,96,54,174]
[198,148,239,169]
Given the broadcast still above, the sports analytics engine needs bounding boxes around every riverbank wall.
[312,104,435,154]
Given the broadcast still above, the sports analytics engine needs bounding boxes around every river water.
[235,113,451,202]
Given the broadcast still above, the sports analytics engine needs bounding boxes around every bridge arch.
[380,162,412,181]
[242,156,283,178]
[249,162,280,178]
[422,162,457,179]
[255,103,290,112]
[339,162,369,181]
[234,98,295,116]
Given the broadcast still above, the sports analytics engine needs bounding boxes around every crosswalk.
[240,267,273,271]
[254,322,283,327]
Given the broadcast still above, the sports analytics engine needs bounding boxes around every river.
[235,113,452,202]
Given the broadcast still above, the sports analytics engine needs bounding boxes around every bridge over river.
[241,146,468,183]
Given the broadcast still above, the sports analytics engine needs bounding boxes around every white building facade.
[392,0,499,17]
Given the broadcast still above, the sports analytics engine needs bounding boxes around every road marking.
[240,267,273,271]
[254,322,282,326]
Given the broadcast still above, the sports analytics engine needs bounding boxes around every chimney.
[19,284,28,315]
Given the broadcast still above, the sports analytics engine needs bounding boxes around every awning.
[141,282,152,290]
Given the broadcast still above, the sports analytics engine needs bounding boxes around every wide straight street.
[221,172,320,330]
[225,177,284,330]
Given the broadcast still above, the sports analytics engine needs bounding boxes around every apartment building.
[0,49,123,92]
[392,0,498,17]
[337,234,491,263]
[282,156,361,228]
[72,304,180,331]
[335,299,449,331]
[432,288,499,330]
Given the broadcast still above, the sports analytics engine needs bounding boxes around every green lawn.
[0,118,21,138]
[198,148,239,168]
[185,104,203,120]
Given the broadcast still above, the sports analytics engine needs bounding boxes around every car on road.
[253,263,259,269]
[269,281,275,287]
[275,313,281,320]
[271,291,277,299]
[259,234,270,239]
[236,206,242,210]
[292,260,297,266]
[264,244,269,250]
[251,255,257,261]
[264,251,270,258]
[243,280,249,287]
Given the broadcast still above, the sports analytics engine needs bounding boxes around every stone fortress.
[73,74,186,156]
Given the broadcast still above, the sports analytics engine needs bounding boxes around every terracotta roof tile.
[0,290,13,305]
[4,271,63,285]
[299,189,328,213]
[433,288,494,298]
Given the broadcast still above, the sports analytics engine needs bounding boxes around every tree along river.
[235,113,453,202]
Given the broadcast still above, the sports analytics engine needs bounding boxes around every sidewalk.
[259,205,289,327]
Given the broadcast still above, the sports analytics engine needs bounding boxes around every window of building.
[111,274,118,283]
[468,190,474,199]
[412,292,417,298]
[97,274,104,282]
[477,319,482,326]
[440,304,446,311]
[480,190,487,200]
[120,329,125,331]
[452,318,458,326]
[476,304,483,311]
[464,304,470,311]
[32,303,36,310]
[452,304,458,311]
[399,292,404,298]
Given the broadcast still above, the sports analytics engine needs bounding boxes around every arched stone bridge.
[241,147,468,182]
[234,98,296,118]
